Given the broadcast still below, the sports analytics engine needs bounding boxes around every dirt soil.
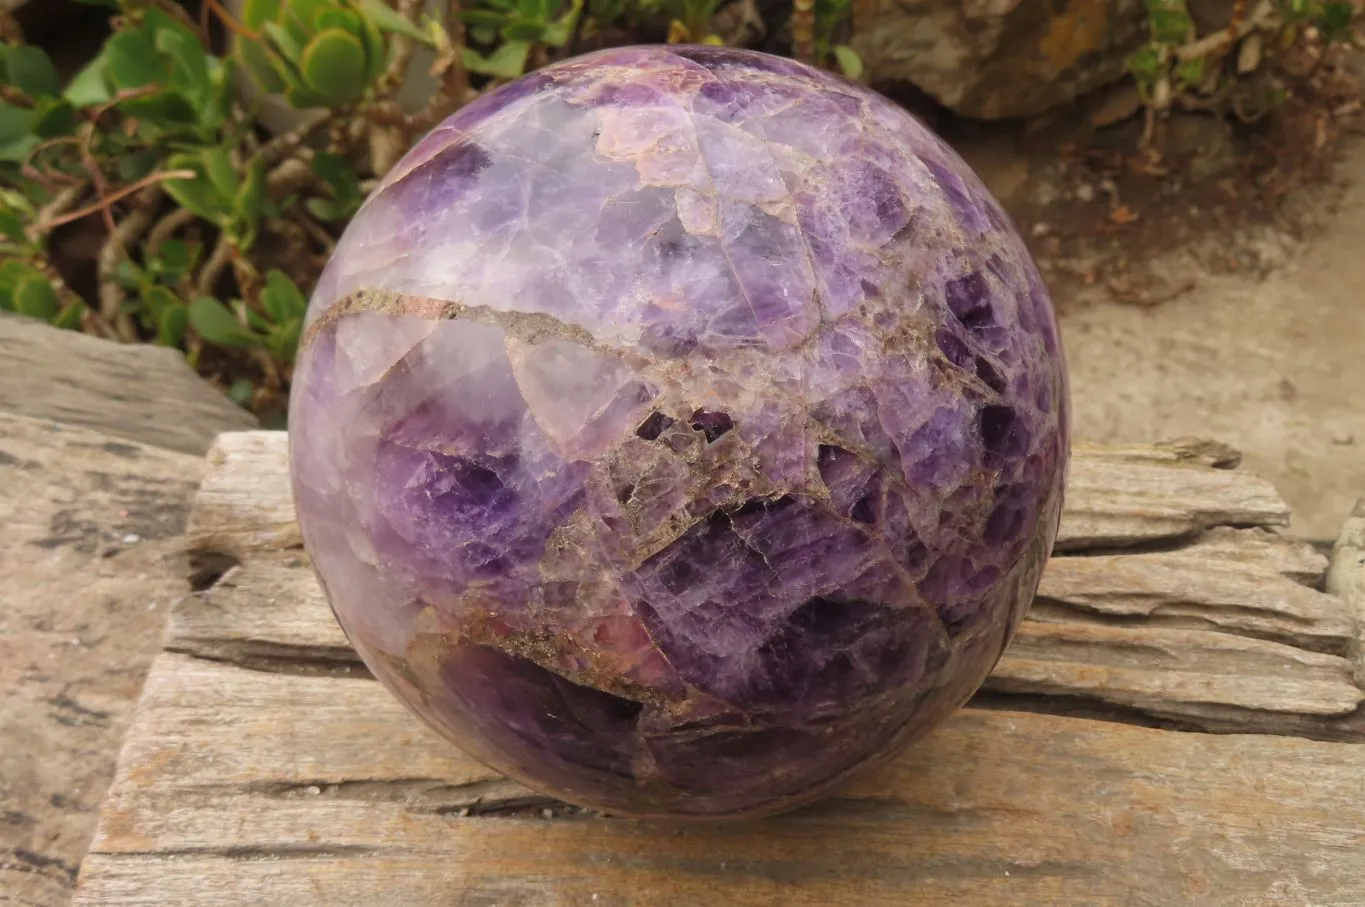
[947,50,1365,543]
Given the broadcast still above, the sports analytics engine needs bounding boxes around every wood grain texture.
[1327,497,1365,686]
[171,433,1362,739]
[0,414,204,907]
[0,313,257,456]
[76,433,1365,904]
[184,432,1292,561]
[77,655,1365,907]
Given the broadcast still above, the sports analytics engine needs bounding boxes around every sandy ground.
[1055,143,1365,542]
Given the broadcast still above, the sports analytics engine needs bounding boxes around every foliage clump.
[0,0,859,420]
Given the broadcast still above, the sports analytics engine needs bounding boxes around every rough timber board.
[0,313,256,456]
[76,655,1365,906]
[170,432,1364,739]
[74,433,1365,904]
[182,432,1292,561]
[0,414,205,907]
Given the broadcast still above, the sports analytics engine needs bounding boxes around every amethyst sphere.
[289,45,1069,819]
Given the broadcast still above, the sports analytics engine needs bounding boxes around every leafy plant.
[1127,0,1359,145]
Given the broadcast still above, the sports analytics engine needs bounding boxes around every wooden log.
[74,433,1365,904]
[0,413,205,907]
[0,314,256,456]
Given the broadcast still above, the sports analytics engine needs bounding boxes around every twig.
[1174,0,1274,62]
[259,111,333,167]
[0,85,33,108]
[30,169,196,235]
[380,0,423,93]
[97,188,161,342]
[197,233,235,299]
[791,0,816,64]
[293,209,337,254]
[415,0,469,128]
[147,207,198,257]
[266,156,317,196]
[137,0,209,44]
[0,9,23,43]
[34,182,90,231]
[850,0,875,41]
[203,0,257,39]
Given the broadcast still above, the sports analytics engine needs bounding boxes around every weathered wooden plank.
[1327,497,1365,686]
[0,413,205,907]
[168,528,1364,739]
[185,431,1292,561]
[0,313,256,456]
[76,654,1365,907]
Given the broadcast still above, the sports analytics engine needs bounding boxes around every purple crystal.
[289,45,1069,819]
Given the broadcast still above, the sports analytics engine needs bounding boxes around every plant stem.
[792,0,816,64]
[259,111,334,167]
[146,208,198,257]
[97,188,161,343]
[380,0,424,93]
[1174,0,1273,62]
[30,169,196,235]
[197,233,235,300]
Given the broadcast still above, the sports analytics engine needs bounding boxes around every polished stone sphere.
[288,45,1069,819]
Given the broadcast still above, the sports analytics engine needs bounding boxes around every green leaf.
[0,207,26,243]
[241,0,283,29]
[117,149,161,183]
[153,240,200,285]
[141,285,181,319]
[0,105,38,162]
[189,296,262,348]
[227,378,257,407]
[463,40,530,78]
[832,44,863,80]
[462,11,511,28]
[263,21,306,65]
[53,301,85,330]
[317,8,365,34]
[358,0,431,40]
[200,147,239,201]
[502,20,550,42]
[32,98,77,138]
[156,303,189,347]
[5,45,62,98]
[163,155,228,222]
[114,258,147,289]
[1175,55,1205,88]
[1318,0,1354,40]
[542,0,584,46]
[261,269,308,323]
[265,318,302,363]
[233,158,267,249]
[119,90,198,126]
[289,0,333,31]
[105,29,166,90]
[155,25,212,104]
[1126,45,1163,82]
[354,6,389,84]
[236,37,289,93]
[142,286,188,345]
[0,259,43,308]
[300,27,370,105]
[63,52,112,107]
[13,275,59,321]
